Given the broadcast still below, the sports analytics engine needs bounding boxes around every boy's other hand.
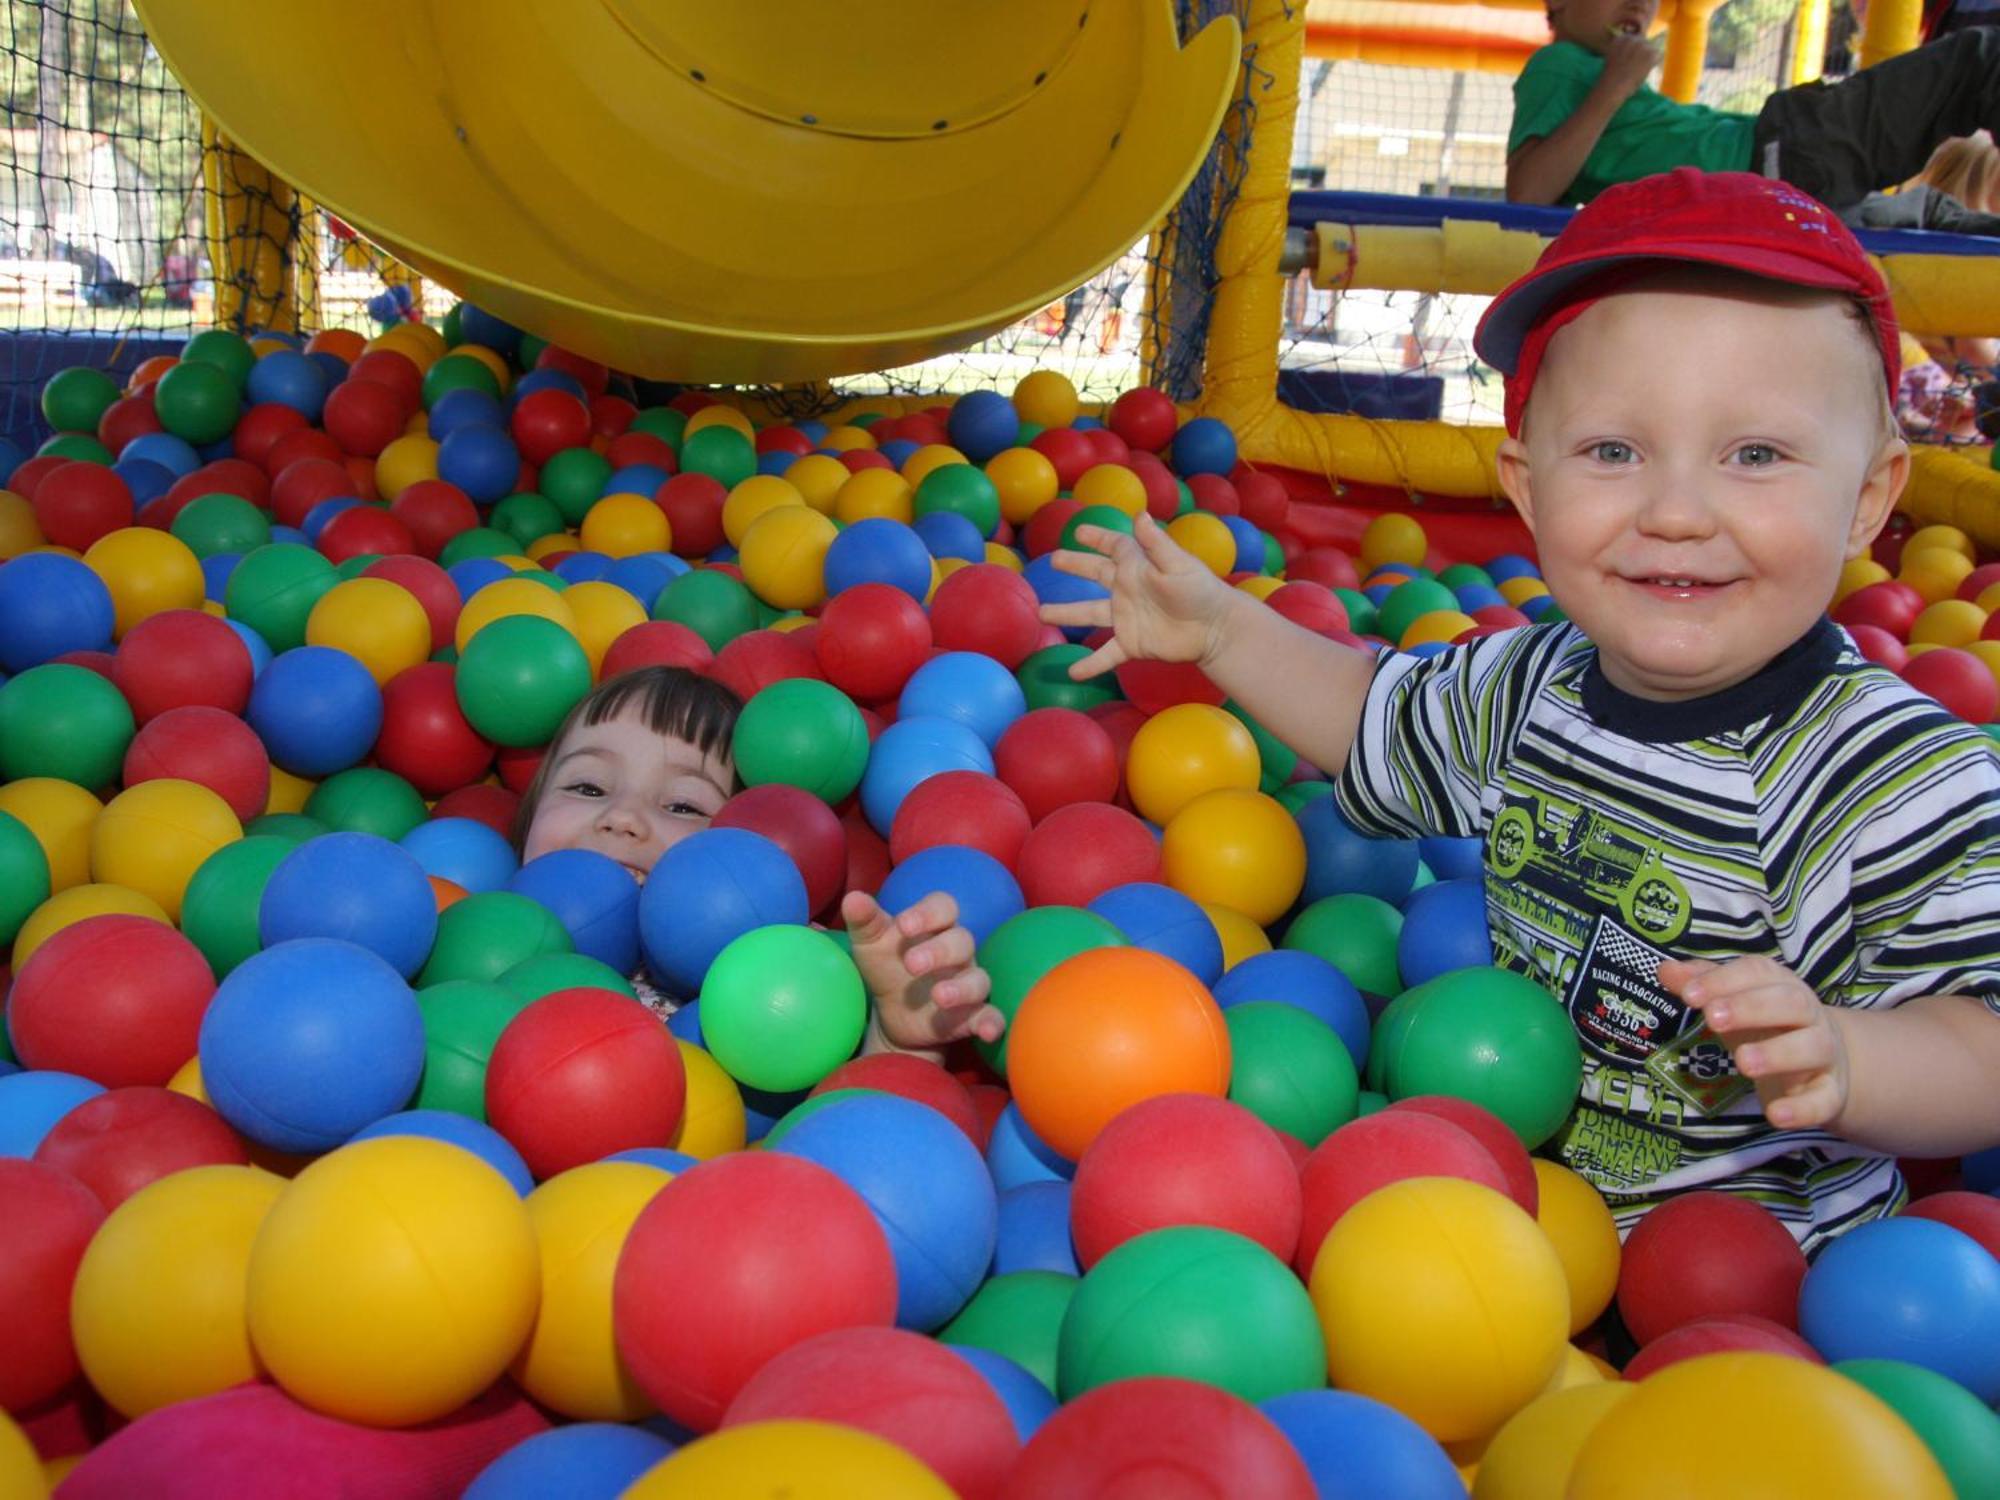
[1597,31,1663,97]
[1660,955,1851,1131]
[1041,512,1237,681]
[844,889,1004,1054]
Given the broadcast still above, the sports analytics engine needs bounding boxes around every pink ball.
[122,704,271,824]
[485,989,688,1178]
[1622,1313,1823,1381]
[1902,647,2000,723]
[0,1158,106,1411]
[816,582,933,703]
[723,1327,1019,1500]
[710,629,824,703]
[1108,388,1180,454]
[889,771,1031,870]
[1015,803,1161,908]
[1070,1093,1302,1268]
[32,1087,248,1211]
[1616,1190,1807,1345]
[994,708,1120,824]
[112,609,255,723]
[712,783,848,918]
[1295,1110,1509,1279]
[930,565,1042,669]
[9,915,216,1088]
[1384,1095,1537,1215]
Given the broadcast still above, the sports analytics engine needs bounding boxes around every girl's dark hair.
[510,666,745,851]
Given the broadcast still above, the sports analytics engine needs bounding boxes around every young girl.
[513,664,1002,1059]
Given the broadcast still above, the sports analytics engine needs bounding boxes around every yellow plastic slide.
[135,0,1242,385]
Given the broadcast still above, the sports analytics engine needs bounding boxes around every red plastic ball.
[485,988,688,1179]
[510,389,593,468]
[1902,1190,2000,1260]
[1186,473,1240,517]
[600,619,715,678]
[930,564,1042,669]
[263,426,346,478]
[316,504,417,565]
[428,782,521,839]
[112,609,255,723]
[999,1377,1314,1500]
[710,629,824,703]
[231,403,309,469]
[605,431,679,474]
[343,452,382,503]
[816,582,934,703]
[375,662,495,798]
[98,392,163,455]
[1846,622,1908,671]
[1615,1190,1808,1345]
[1113,656,1226,714]
[1108,388,1180,454]
[1125,453,1183,522]
[1832,580,1925,640]
[613,1151,899,1431]
[495,743,544,795]
[837,449,893,475]
[32,461,133,550]
[9,915,216,1088]
[322,378,409,458]
[1902,646,2000,723]
[1234,468,1290,533]
[1957,562,2000,602]
[361,555,460,653]
[0,1158,106,1412]
[271,457,357,529]
[842,802,892,899]
[537,346,610,401]
[994,708,1120,824]
[722,1326,1018,1500]
[1294,1110,1509,1278]
[388,479,480,560]
[1267,581,1351,637]
[200,458,273,510]
[1384,1095,1537,1215]
[1077,427,1129,469]
[1471,604,1534,632]
[889,770,1031,870]
[1015,802,1161,908]
[810,1053,983,1146]
[1070,1093,1302,1268]
[347,349,423,410]
[712,784,847,918]
[1021,497,1086,560]
[1286,548,1361,592]
[1029,428,1093,491]
[122,705,271,823]
[1622,1313,1823,1381]
[32,1086,248,1211]
[754,426,814,458]
[657,473,726,558]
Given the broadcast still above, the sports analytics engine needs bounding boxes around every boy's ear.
[1495,435,1540,538]
[1847,434,1910,559]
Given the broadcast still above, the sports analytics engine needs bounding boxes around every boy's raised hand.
[1659,955,1852,1130]
[1598,31,1663,100]
[843,889,1004,1055]
[1042,512,1238,680]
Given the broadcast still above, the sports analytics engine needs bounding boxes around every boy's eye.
[1732,443,1781,467]
[1588,440,1636,465]
[663,801,711,818]
[563,780,604,797]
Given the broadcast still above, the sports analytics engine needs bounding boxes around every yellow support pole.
[1791,0,1830,84]
[1658,0,1721,103]
[201,116,306,333]
[1859,0,1923,67]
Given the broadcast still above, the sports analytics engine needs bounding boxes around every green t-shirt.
[1509,39,1758,205]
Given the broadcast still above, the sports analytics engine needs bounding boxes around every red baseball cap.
[1474,169,1900,433]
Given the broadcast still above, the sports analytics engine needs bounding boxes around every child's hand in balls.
[1043,513,1238,680]
[844,889,1003,1057]
[1660,955,1851,1130]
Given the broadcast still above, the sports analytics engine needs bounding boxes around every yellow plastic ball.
[1126,703,1262,826]
[246,1135,539,1428]
[1909,597,1988,648]
[1162,788,1306,927]
[1497,576,1550,608]
[1835,556,1891,606]
[167,1053,208,1103]
[767,614,815,635]
[1310,1177,1570,1443]
[1361,512,1429,573]
[1963,639,2000,689]
[901,444,968,488]
[1167,512,1237,578]
[451,344,512,393]
[1905,524,1975,563]
[90,778,241,923]
[562,581,648,678]
[0,776,102,891]
[834,468,915,526]
[1471,1382,1637,1500]
[684,405,754,441]
[1200,901,1273,970]
[496,554,542,572]
[265,766,315,816]
[1531,1160,1620,1336]
[740,505,839,612]
[672,1041,748,1158]
[1899,546,1975,605]
[1013,370,1081,429]
[373,433,439,501]
[982,541,1025,573]
[819,424,878,453]
[1550,1343,1610,1390]
[454,575,578,655]
[306,577,432,686]
[0,489,42,559]
[721,475,808,549]
[83,527,204,638]
[519,534,573,564]
[1073,462,1147,519]
[986,447,1060,526]
[1567,1352,1952,1498]
[71,1164,285,1419]
[1237,575,1285,602]
[1401,609,1480,649]
[14,883,169,970]
[0,1409,45,1500]
[511,1160,673,1421]
[783,454,851,515]
[625,1421,958,1500]
[369,322,443,369]
[580,493,672,559]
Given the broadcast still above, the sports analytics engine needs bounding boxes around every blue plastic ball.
[877,438,920,469]
[0,1069,104,1157]
[605,464,670,498]
[198,937,425,1154]
[897,651,1028,748]
[824,517,933,601]
[606,1145,698,1174]
[755,451,798,476]
[300,496,363,543]
[201,552,242,605]
[1395,878,1493,989]
[462,1422,675,1500]
[1402,640,1452,660]
[1297,795,1419,906]
[118,431,200,476]
[513,368,587,404]
[1519,594,1561,621]
[1484,553,1540,583]
[112,457,177,507]
[913,510,985,564]
[225,619,272,678]
[448,557,515,602]
[400,816,520,894]
[859,715,995,835]
[245,646,384,777]
[456,304,524,358]
[1259,1389,1463,1500]
[605,552,686,610]
[664,1000,704,1047]
[1212,949,1370,1069]
[985,1101,1073,1189]
[307,351,350,388]
[349,1108,534,1195]
[877,844,1024,948]
[245,349,330,420]
[437,423,522,506]
[1086,881,1223,986]
[1021,553,1110,643]
[1170,416,1237,477]
[995,1180,1080,1276]
[772,1092,998,1331]
[428,388,506,441]
[1417,835,1482,882]
[507,848,641,974]
[259,831,438,978]
[950,1346,1058,1439]
[636,827,809,996]
[550,551,615,585]
[946,390,1022,464]
[1453,583,1507,614]
[0,553,115,672]
[1220,514,1265,573]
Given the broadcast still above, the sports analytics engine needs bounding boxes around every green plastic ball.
[454,613,592,747]
[1333,587,1377,637]
[171,493,270,560]
[1224,699,1297,793]
[438,527,520,566]
[1223,1000,1359,1147]
[1274,781,1333,816]
[180,328,256,389]
[1375,578,1461,646]
[224,543,338,653]
[491,493,566,549]
[1259,532,1284,577]
[303,767,429,840]
[914,464,1002,538]
[440,304,464,348]
[939,1271,1078,1394]
[152,360,242,445]
[975,905,1124,1074]
[333,554,382,582]
[760,1087,878,1151]
[1056,1226,1326,1403]
[630,407,687,445]
[1835,1358,2000,1500]
[732,678,871,803]
[698,924,867,1093]
[539,448,613,526]
[421,352,503,409]
[0,809,51,945]
[180,834,299,977]
[412,979,535,1119]
[679,427,755,490]
[419,890,573,986]
[0,663,135,788]
[652,568,757,652]
[1284,893,1403,998]
[517,332,550,371]
[1060,504,1134,556]
[37,433,113,465]
[1437,562,1493,591]
[1369,965,1583,1148]
[41,366,120,435]
[1356,1089,1390,1116]
[243,812,328,842]
[497,951,638,1004]
[1018,644,1119,712]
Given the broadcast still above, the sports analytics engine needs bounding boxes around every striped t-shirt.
[1336,618,2000,1253]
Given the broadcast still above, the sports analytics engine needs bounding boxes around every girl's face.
[521,705,734,882]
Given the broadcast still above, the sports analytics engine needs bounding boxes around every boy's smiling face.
[1496,274,1908,703]
[1548,0,1660,50]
